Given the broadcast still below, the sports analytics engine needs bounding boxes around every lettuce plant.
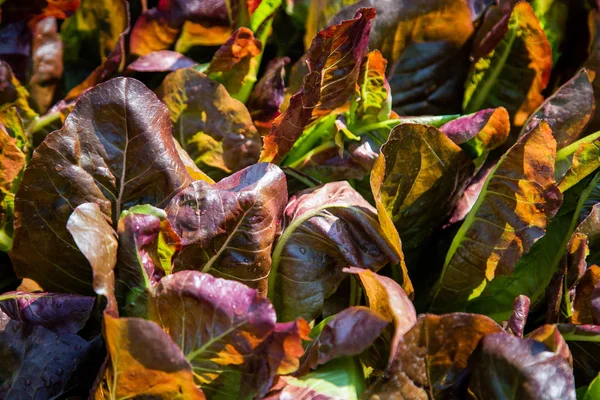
[1,0,600,398]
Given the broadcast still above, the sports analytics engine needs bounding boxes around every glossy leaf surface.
[11,77,191,295]
[165,163,286,294]
[463,2,552,126]
[269,181,401,322]
[159,68,261,178]
[363,313,503,399]
[468,332,575,400]
[432,122,561,312]
[261,8,374,163]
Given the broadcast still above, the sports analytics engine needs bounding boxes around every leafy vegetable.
[2,1,600,397]
[431,121,562,312]
[268,181,403,321]
[11,77,191,295]
[463,2,552,126]
[363,313,503,399]
[522,68,595,149]
[158,68,261,178]
[261,7,375,163]
[468,332,575,399]
[96,314,205,399]
[165,163,287,294]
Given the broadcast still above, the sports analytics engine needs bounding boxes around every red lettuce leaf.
[0,291,94,335]
[10,77,191,295]
[467,332,575,400]
[165,163,287,294]
[260,8,375,163]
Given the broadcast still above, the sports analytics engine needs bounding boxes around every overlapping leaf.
[139,271,277,386]
[158,68,261,178]
[522,68,595,149]
[467,332,575,399]
[463,2,552,126]
[268,181,403,322]
[261,7,375,163]
[344,267,416,367]
[10,77,191,295]
[363,313,503,399]
[95,314,205,399]
[61,0,130,99]
[372,123,474,253]
[165,163,286,294]
[431,122,562,312]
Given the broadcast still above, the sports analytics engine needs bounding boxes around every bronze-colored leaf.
[260,8,375,163]
[363,313,503,400]
[431,121,562,312]
[95,314,205,399]
[11,77,191,295]
[158,68,261,178]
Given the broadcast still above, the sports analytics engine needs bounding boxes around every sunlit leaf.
[431,122,562,312]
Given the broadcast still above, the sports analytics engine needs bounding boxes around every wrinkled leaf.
[522,68,595,149]
[165,163,286,294]
[0,291,93,334]
[261,8,374,163]
[467,170,600,321]
[269,181,402,322]
[117,205,181,306]
[373,123,474,253]
[137,271,277,387]
[351,49,391,126]
[11,77,191,295]
[363,313,503,400]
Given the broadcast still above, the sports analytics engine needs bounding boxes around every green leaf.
[350,50,391,127]
[530,0,569,65]
[267,357,365,400]
[582,374,600,400]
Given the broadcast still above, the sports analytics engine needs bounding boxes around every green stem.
[287,141,337,169]
[352,119,400,135]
